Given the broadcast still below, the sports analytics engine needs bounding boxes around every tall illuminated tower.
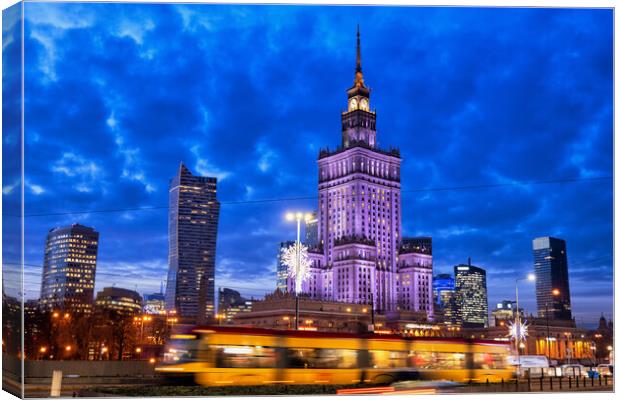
[39,224,99,314]
[533,236,572,320]
[316,27,402,311]
[454,260,488,328]
[165,163,220,324]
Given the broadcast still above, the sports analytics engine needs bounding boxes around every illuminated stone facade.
[290,29,433,320]
[39,224,99,314]
[465,318,595,362]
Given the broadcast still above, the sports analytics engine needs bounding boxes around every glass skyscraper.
[454,261,488,328]
[533,236,572,320]
[165,163,220,324]
[276,240,295,292]
[304,212,319,248]
[433,273,454,307]
[433,273,455,324]
[39,224,99,314]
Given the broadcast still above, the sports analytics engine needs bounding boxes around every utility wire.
[3,175,611,218]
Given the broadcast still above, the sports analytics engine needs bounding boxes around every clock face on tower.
[360,98,369,111]
[349,98,358,111]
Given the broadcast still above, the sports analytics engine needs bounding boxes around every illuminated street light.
[136,347,142,353]
[137,314,152,344]
[515,273,535,376]
[65,345,72,351]
[545,289,561,360]
[149,358,156,364]
[607,346,613,351]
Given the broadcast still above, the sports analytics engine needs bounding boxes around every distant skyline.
[2,4,612,326]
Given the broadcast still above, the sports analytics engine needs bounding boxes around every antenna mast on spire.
[353,25,365,88]
[356,24,362,73]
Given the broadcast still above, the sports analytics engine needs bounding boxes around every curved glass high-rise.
[165,163,220,324]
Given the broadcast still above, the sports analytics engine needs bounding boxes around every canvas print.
[1,2,614,398]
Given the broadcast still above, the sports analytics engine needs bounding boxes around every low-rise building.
[232,290,447,337]
[217,287,252,324]
[232,290,384,333]
[463,317,595,364]
[591,314,614,363]
[94,287,142,316]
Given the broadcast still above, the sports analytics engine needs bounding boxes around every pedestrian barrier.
[465,372,613,393]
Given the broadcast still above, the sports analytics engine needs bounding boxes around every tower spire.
[356,24,362,73]
[354,25,365,88]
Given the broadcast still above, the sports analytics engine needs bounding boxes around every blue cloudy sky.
[3,4,613,326]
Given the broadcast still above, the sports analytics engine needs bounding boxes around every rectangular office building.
[533,236,572,320]
[454,261,488,328]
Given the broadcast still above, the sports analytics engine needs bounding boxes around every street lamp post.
[285,211,312,330]
[135,315,151,345]
[515,273,535,376]
[546,289,560,361]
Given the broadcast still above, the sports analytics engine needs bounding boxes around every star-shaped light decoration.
[281,242,311,294]
[507,319,529,341]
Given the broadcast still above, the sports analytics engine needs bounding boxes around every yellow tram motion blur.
[156,326,515,386]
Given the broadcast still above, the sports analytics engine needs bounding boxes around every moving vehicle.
[596,364,613,376]
[506,355,549,378]
[560,364,589,377]
[156,326,515,386]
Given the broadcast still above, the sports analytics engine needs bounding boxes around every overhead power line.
[3,175,611,218]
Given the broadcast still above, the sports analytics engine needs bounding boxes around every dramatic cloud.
[11,4,612,326]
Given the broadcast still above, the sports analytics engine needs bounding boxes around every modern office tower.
[143,292,166,315]
[433,273,454,306]
[217,287,252,323]
[165,163,220,324]
[397,238,433,318]
[491,300,523,326]
[276,241,295,292]
[304,212,319,248]
[39,224,99,314]
[533,237,572,320]
[94,287,143,316]
[433,274,455,324]
[401,237,432,255]
[454,260,488,328]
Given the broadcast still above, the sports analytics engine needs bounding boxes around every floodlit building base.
[232,291,446,336]
[463,318,596,364]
